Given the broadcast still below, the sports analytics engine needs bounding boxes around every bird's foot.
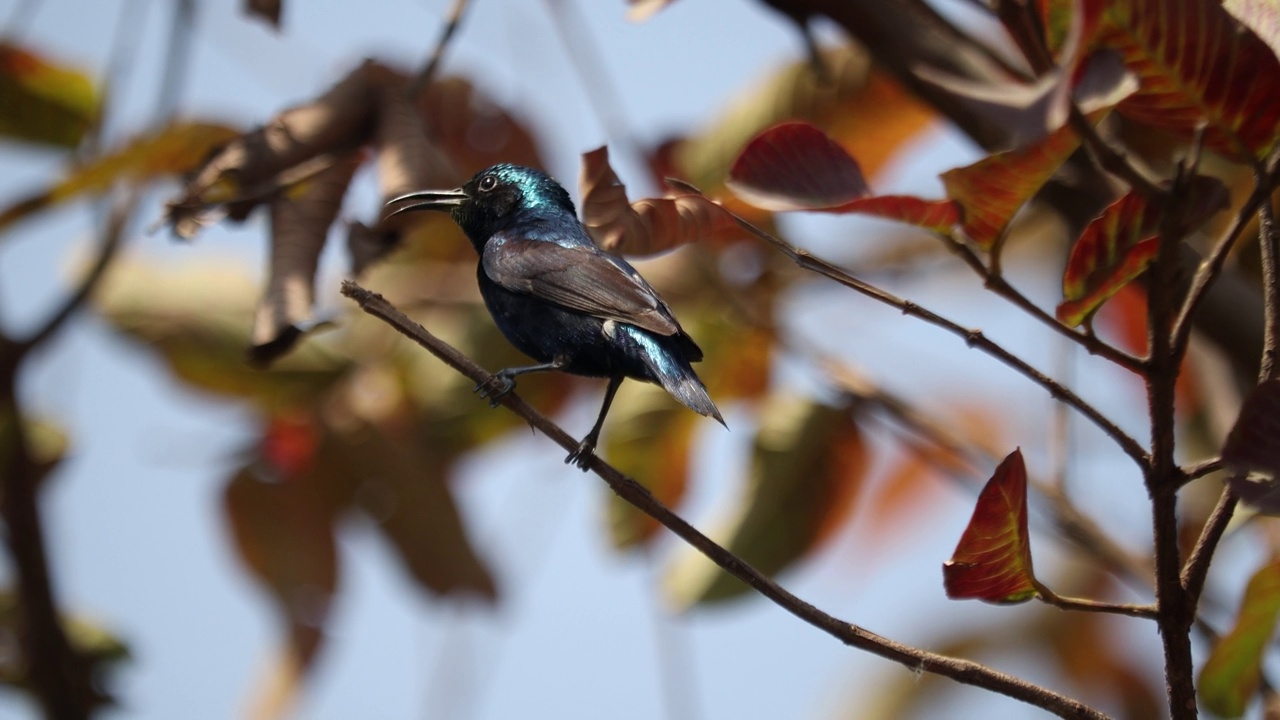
[565,437,597,472]
[473,373,516,407]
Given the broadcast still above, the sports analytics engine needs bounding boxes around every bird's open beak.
[383,188,467,219]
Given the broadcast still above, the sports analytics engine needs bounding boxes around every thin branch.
[1036,587,1157,620]
[1182,457,1222,483]
[1181,487,1238,608]
[1172,162,1280,361]
[154,0,196,123]
[1067,105,1165,200]
[1258,177,1279,381]
[407,0,471,99]
[19,191,136,352]
[723,211,1150,468]
[340,280,1110,720]
[945,239,1146,373]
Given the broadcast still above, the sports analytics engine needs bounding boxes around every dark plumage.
[386,164,723,469]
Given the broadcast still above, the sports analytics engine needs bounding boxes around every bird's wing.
[482,231,681,337]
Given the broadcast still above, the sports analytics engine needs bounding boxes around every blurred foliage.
[4,0,1280,717]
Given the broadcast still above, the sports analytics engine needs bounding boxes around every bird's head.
[385,164,575,247]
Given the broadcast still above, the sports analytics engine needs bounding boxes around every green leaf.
[664,395,867,608]
[943,448,1039,604]
[0,43,97,148]
[1199,559,1280,717]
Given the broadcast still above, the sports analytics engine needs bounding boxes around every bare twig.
[1172,162,1280,361]
[341,280,1110,720]
[1036,587,1157,619]
[723,211,1150,467]
[944,239,1146,373]
[1181,488,1239,609]
[1182,457,1222,483]
[408,0,471,98]
[1258,179,1279,381]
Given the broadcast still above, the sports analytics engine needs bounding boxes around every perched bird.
[386,163,724,469]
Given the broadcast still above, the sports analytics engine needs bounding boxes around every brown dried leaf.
[579,146,738,256]
[244,0,282,28]
[249,151,361,365]
[166,60,380,239]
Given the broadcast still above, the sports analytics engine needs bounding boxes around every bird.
[385,163,724,470]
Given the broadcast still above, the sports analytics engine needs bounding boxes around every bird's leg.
[475,357,567,407]
[567,375,624,471]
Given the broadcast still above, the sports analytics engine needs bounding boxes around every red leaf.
[835,195,960,235]
[1057,176,1226,326]
[941,116,1096,250]
[1097,0,1280,158]
[727,121,870,212]
[943,448,1040,604]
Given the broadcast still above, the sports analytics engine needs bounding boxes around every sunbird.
[387,164,723,469]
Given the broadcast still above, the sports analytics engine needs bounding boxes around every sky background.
[0,0,1246,718]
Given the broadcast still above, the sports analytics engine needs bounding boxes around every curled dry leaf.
[726,120,869,211]
[165,60,381,239]
[579,146,738,256]
[249,151,362,366]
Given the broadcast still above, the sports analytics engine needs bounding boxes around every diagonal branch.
[718,210,1150,468]
[340,280,1110,720]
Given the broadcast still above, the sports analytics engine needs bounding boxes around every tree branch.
[1180,487,1238,609]
[722,211,1150,468]
[340,280,1110,720]
[407,0,471,99]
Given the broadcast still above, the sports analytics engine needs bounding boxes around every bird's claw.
[565,438,596,472]
[473,374,515,407]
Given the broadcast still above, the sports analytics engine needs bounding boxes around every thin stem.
[1181,488,1239,608]
[1036,587,1157,619]
[341,280,1110,720]
[1067,107,1165,200]
[1258,178,1279,381]
[1172,162,1280,361]
[946,240,1145,373]
[1181,457,1222,483]
[408,0,471,98]
[728,212,1150,468]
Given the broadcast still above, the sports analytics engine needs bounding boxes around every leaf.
[1199,558,1280,717]
[943,448,1039,604]
[1224,0,1280,64]
[343,421,497,601]
[249,151,361,365]
[165,60,380,239]
[579,146,739,256]
[0,43,98,148]
[0,121,240,233]
[726,121,870,211]
[1097,0,1280,158]
[664,395,867,608]
[1056,175,1227,326]
[940,114,1099,250]
[626,0,676,22]
[604,385,698,548]
[834,195,961,235]
[1223,379,1280,512]
[93,257,351,406]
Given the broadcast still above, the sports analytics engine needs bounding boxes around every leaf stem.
[341,280,1111,720]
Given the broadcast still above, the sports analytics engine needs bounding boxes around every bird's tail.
[639,341,725,427]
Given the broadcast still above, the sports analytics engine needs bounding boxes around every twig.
[20,192,136,352]
[723,211,1150,468]
[1182,457,1222,483]
[945,239,1146,374]
[1180,487,1239,608]
[407,0,471,98]
[340,280,1110,720]
[1036,586,1157,620]
[1067,105,1165,200]
[1258,177,1279,381]
[155,0,195,123]
[1172,161,1280,361]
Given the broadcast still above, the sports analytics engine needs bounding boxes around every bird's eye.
[478,175,498,192]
